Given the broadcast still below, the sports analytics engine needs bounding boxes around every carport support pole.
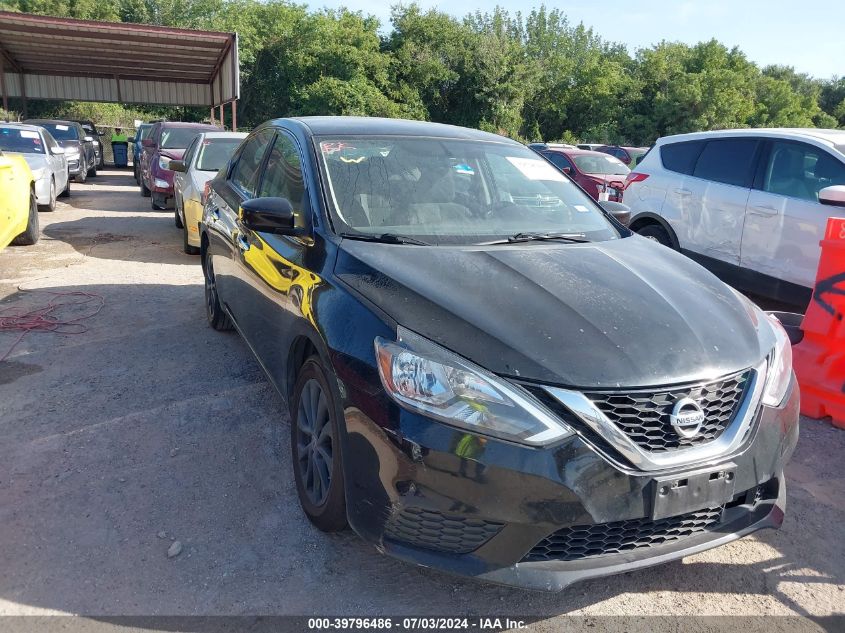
[19,72,26,119]
[209,107,215,125]
[232,100,237,132]
[219,104,224,129]
[0,63,8,115]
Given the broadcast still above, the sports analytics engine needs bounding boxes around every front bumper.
[34,177,52,204]
[340,375,799,590]
[66,158,83,176]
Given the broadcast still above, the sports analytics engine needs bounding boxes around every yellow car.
[0,149,38,250]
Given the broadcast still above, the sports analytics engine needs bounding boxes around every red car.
[140,121,220,210]
[595,145,649,166]
[531,144,630,203]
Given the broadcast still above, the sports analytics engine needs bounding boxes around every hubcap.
[296,378,333,506]
[204,258,216,317]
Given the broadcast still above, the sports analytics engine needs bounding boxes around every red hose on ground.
[0,290,105,363]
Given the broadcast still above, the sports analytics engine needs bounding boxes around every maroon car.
[595,145,649,166]
[140,121,220,210]
[532,145,630,203]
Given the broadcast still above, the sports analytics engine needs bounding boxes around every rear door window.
[229,130,274,197]
[692,139,759,187]
[660,141,704,175]
[761,141,845,202]
[543,152,574,172]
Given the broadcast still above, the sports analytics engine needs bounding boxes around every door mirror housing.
[819,185,845,207]
[51,146,65,155]
[562,166,572,175]
[169,159,186,173]
[142,138,155,148]
[598,200,632,227]
[239,197,298,235]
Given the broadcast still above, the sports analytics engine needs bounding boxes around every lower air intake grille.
[384,507,503,554]
[522,507,724,562]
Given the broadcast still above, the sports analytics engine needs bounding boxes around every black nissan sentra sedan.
[200,117,799,590]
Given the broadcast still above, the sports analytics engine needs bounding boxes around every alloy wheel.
[296,378,334,506]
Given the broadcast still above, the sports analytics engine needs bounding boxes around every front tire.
[38,178,56,212]
[12,189,40,246]
[75,168,87,184]
[291,356,348,532]
[636,224,673,248]
[183,220,199,255]
[203,253,233,331]
[174,198,184,228]
[59,174,71,198]
[141,178,150,197]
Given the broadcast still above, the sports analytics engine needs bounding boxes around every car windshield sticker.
[453,163,475,175]
[506,156,566,182]
[55,124,69,131]
[574,204,590,213]
[320,141,354,155]
[20,131,40,139]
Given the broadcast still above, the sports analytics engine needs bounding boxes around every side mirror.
[562,166,572,175]
[239,197,297,235]
[599,200,631,227]
[142,138,155,148]
[169,159,186,173]
[819,185,845,207]
[52,147,65,155]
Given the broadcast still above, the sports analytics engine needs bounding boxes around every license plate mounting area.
[650,464,737,520]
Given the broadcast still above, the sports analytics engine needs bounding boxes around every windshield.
[0,127,45,154]
[574,154,630,175]
[317,136,620,245]
[39,123,78,141]
[161,127,202,149]
[196,139,242,171]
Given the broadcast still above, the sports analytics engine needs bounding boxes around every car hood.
[584,173,628,186]
[56,139,81,150]
[159,148,186,160]
[16,153,50,174]
[335,236,771,388]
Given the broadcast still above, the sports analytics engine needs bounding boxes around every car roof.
[656,128,845,149]
[0,122,46,133]
[198,131,247,140]
[284,116,520,144]
[545,147,610,158]
[157,121,220,129]
[24,119,78,125]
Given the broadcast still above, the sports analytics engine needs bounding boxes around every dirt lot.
[0,170,844,629]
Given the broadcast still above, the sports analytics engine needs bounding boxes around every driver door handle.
[749,204,778,216]
[674,188,692,197]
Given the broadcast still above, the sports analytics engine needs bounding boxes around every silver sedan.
[0,123,70,211]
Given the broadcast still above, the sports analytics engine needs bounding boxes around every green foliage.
[3,0,842,143]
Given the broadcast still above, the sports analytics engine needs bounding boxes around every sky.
[316,0,844,80]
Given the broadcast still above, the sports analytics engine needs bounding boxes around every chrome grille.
[584,370,752,452]
[522,507,724,562]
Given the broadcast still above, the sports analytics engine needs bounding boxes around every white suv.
[624,128,845,305]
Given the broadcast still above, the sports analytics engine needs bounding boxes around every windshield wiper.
[340,232,430,246]
[479,232,590,245]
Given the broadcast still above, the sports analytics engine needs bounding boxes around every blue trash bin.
[112,142,128,167]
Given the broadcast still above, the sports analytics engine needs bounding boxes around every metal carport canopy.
[0,11,238,110]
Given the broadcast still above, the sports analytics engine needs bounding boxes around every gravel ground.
[0,171,843,630]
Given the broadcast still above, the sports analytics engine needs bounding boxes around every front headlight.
[375,328,573,446]
[158,156,172,171]
[762,313,793,407]
[65,149,80,159]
